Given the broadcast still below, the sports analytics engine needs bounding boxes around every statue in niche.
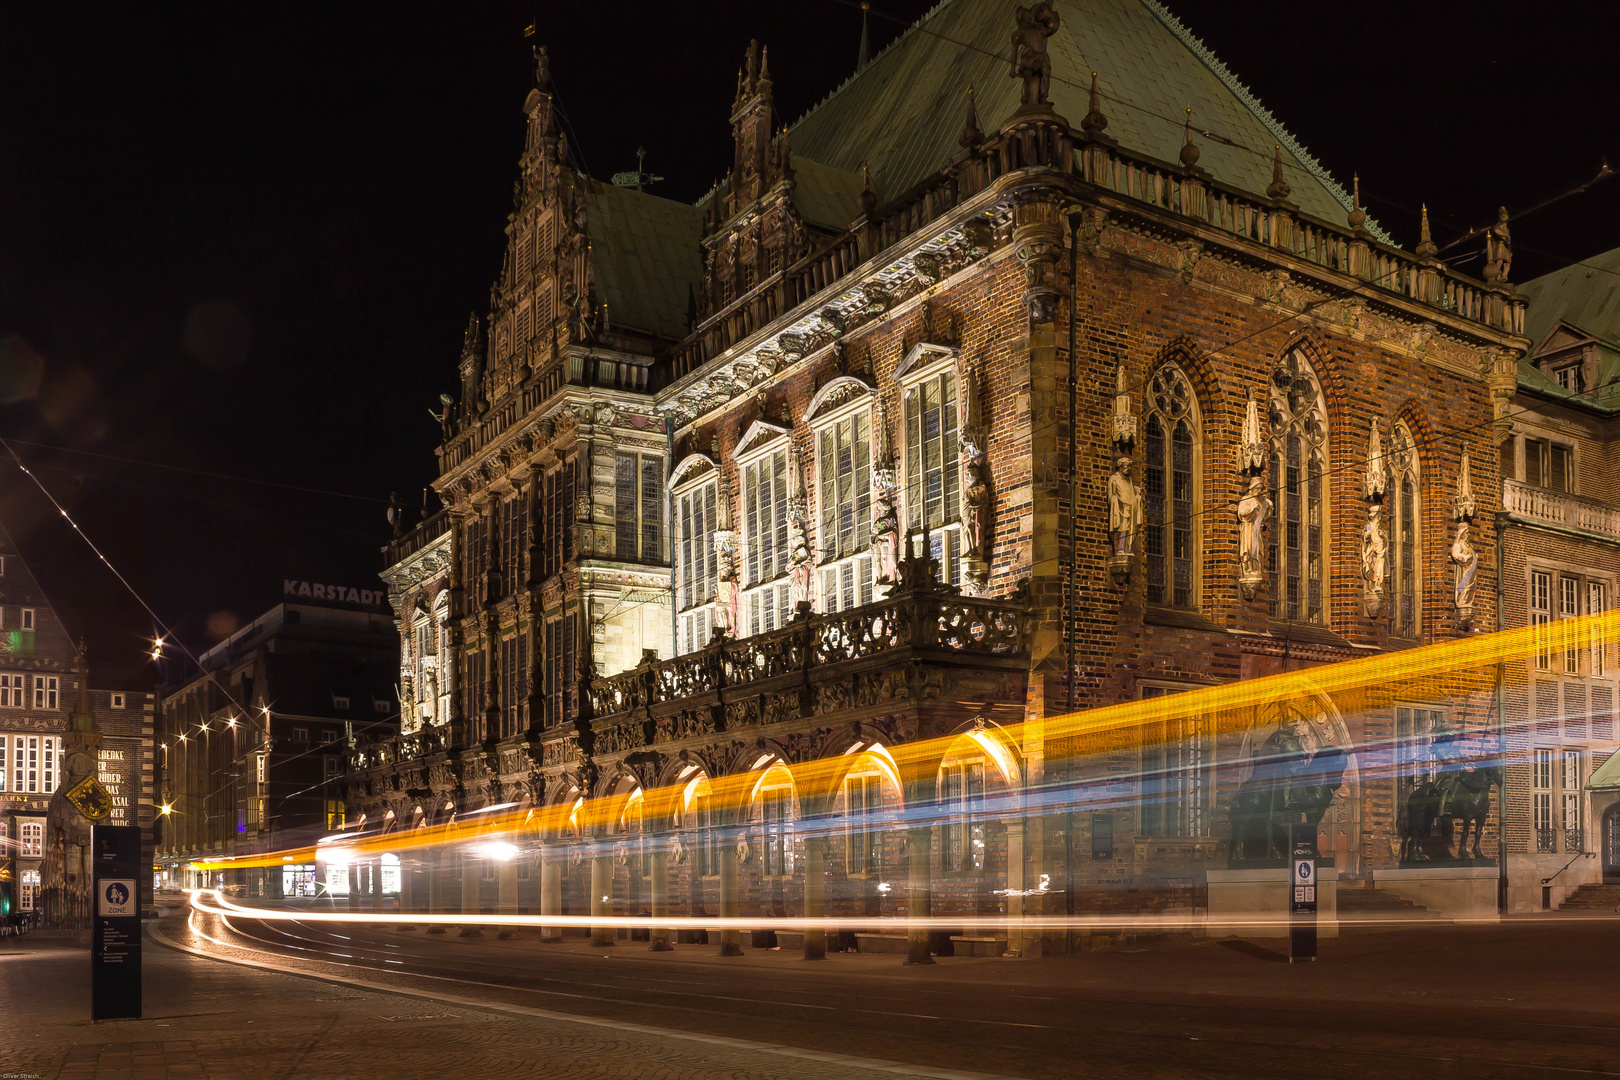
[1107,456,1141,584]
[713,528,739,637]
[872,400,901,587]
[1010,2,1060,108]
[958,357,990,587]
[1450,521,1479,623]
[1236,473,1271,600]
[1361,503,1389,618]
[786,443,813,607]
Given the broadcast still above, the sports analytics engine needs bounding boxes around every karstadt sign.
[283,579,388,608]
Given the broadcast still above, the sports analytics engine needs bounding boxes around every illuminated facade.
[1499,246,1620,911]
[350,0,1534,948]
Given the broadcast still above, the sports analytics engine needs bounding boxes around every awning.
[1586,752,1620,791]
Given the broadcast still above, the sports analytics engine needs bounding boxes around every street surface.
[6,897,1620,1078]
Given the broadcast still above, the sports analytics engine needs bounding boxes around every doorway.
[1603,805,1620,885]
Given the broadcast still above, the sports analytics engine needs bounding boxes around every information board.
[91,824,142,1020]
[1289,822,1317,963]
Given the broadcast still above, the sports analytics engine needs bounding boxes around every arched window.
[1144,364,1199,609]
[1268,352,1329,624]
[1390,423,1421,636]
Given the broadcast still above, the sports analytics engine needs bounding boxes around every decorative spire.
[1239,388,1265,474]
[1266,144,1291,200]
[1110,360,1137,449]
[1415,203,1438,259]
[1179,107,1200,168]
[1452,446,1476,522]
[857,2,871,72]
[1363,418,1388,502]
[1080,72,1108,135]
[759,45,772,88]
[1348,174,1368,233]
[958,86,984,148]
[859,165,877,217]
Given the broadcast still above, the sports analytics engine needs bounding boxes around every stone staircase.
[1337,884,1431,923]
[1558,884,1620,912]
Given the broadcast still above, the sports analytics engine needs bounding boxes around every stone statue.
[713,529,739,636]
[961,439,989,559]
[787,443,812,606]
[1228,714,1348,865]
[1107,457,1141,585]
[1451,520,1479,620]
[1109,361,1137,448]
[1361,503,1388,618]
[872,399,901,587]
[1236,473,1271,599]
[1010,2,1060,108]
[1483,206,1513,285]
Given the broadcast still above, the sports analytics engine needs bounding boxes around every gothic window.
[816,407,874,614]
[674,468,718,655]
[1395,704,1446,840]
[760,784,793,877]
[939,760,985,872]
[844,773,881,875]
[903,368,961,585]
[615,453,664,563]
[1267,352,1329,624]
[1389,423,1421,636]
[1143,364,1198,609]
[545,614,576,729]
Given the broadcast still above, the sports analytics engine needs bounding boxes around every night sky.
[2,1,1616,686]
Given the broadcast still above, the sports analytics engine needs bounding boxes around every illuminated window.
[675,478,718,655]
[1562,750,1583,854]
[1524,438,1572,493]
[255,755,267,784]
[0,674,25,708]
[325,800,345,830]
[689,790,719,878]
[1144,364,1198,609]
[1562,578,1581,674]
[760,786,792,877]
[817,409,874,613]
[332,695,350,710]
[1591,583,1608,677]
[20,609,33,631]
[19,868,38,911]
[544,614,576,728]
[19,820,43,858]
[1389,423,1421,636]
[111,693,125,709]
[1531,571,1553,670]
[614,452,663,563]
[0,737,5,790]
[940,761,985,872]
[1140,685,1211,838]
[904,370,962,585]
[1533,748,1555,853]
[743,447,791,632]
[1267,351,1328,624]
[11,736,58,793]
[32,675,57,710]
[844,774,881,876]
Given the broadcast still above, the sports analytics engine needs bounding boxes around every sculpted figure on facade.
[1107,457,1142,584]
[958,356,990,593]
[1450,448,1479,626]
[1235,391,1270,600]
[872,399,901,587]
[786,440,813,607]
[713,487,739,637]
[1010,2,1060,108]
[1361,419,1389,619]
[1483,206,1513,285]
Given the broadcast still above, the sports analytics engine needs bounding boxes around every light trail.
[187,888,1529,934]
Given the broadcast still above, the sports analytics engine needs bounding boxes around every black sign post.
[1288,821,1317,963]
[91,824,142,1020]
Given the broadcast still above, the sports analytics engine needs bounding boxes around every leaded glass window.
[1144,364,1198,609]
[1267,353,1329,624]
[1390,423,1421,636]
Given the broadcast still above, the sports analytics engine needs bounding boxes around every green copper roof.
[578,178,704,341]
[785,0,1383,239]
[1587,749,1620,791]
[1519,245,1620,348]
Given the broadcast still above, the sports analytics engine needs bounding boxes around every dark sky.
[2,1,1616,686]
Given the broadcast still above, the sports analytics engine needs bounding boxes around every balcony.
[383,508,451,570]
[349,726,445,773]
[587,565,1030,756]
[1503,479,1620,543]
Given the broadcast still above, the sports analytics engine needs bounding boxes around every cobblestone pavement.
[9,904,1620,1079]
[1,936,987,1080]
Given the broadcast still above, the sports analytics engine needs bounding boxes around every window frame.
[1267,350,1330,625]
[614,450,665,563]
[670,456,721,655]
[735,422,794,635]
[844,772,882,877]
[897,348,964,587]
[1143,363,1201,610]
[810,394,877,615]
[1138,683,1213,839]
[939,758,986,873]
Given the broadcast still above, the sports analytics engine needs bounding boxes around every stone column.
[398,856,416,927]
[370,857,383,911]
[589,848,615,948]
[1005,819,1028,957]
[496,860,519,939]
[459,852,484,937]
[716,835,743,956]
[539,843,563,943]
[426,848,449,933]
[906,822,934,965]
[649,837,673,951]
[802,835,827,960]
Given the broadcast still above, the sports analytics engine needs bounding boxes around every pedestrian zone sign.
[99,878,136,917]
[65,773,114,820]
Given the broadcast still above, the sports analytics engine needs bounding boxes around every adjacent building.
[0,522,155,926]
[1499,245,1620,911]
[156,584,396,894]
[350,0,1536,949]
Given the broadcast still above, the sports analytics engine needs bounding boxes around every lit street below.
[8,899,1620,1079]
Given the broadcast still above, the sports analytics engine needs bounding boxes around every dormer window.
[1553,364,1581,393]
[332,695,350,710]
